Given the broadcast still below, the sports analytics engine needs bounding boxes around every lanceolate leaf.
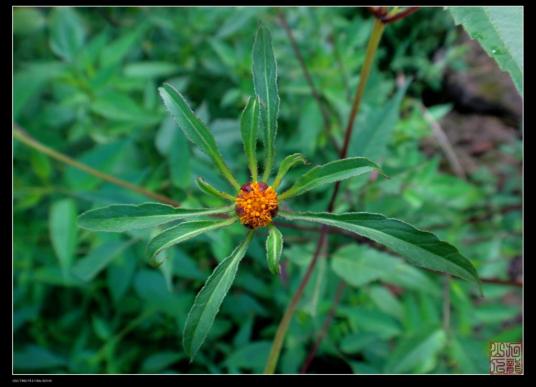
[49,199,78,274]
[278,157,380,200]
[146,218,237,266]
[448,6,523,95]
[272,153,307,190]
[279,211,480,287]
[266,225,283,274]
[240,96,260,181]
[78,203,234,232]
[183,231,254,360]
[252,26,280,181]
[158,83,240,190]
[196,177,235,201]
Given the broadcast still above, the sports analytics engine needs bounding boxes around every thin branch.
[13,124,180,207]
[264,228,328,373]
[419,102,466,179]
[300,281,346,373]
[264,17,386,374]
[277,10,341,154]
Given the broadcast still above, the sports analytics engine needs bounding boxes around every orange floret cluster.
[235,182,279,229]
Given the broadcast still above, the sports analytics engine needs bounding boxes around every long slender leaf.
[272,153,307,190]
[252,26,279,181]
[448,6,523,95]
[240,96,260,181]
[49,199,78,275]
[146,218,237,266]
[266,225,283,274]
[72,239,133,282]
[183,231,254,360]
[196,177,235,201]
[78,203,234,232]
[280,211,480,287]
[159,83,240,190]
[279,157,380,200]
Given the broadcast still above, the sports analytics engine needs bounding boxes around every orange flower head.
[235,182,279,229]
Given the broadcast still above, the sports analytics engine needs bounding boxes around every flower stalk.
[263,16,385,374]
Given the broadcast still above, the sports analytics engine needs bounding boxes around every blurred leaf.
[293,100,323,155]
[90,90,159,124]
[279,157,379,200]
[72,239,132,282]
[384,329,447,373]
[13,62,66,119]
[124,61,177,78]
[474,304,519,324]
[140,351,184,373]
[171,249,205,281]
[29,150,52,181]
[448,6,523,94]
[183,232,253,360]
[281,211,481,287]
[368,286,403,320]
[147,218,236,266]
[169,127,192,189]
[100,24,146,68]
[64,140,131,191]
[107,250,137,303]
[266,225,283,274]
[78,203,233,232]
[225,341,271,372]
[49,7,86,62]
[14,345,66,371]
[340,332,381,354]
[49,199,78,275]
[14,8,45,35]
[252,26,279,179]
[339,306,402,339]
[350,79,410,161]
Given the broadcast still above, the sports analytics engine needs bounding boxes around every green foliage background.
[13,7,522,374]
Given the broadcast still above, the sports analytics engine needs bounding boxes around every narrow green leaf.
[196,177,235,201]
[159,83,240,190]
[280,211,481,287]
[384,328,447,373]
[266,225,283,274]
[240,96,260,181]
[72,239,132,282]
[49,7,86,63]
[349,79,410,160]
[170,128,191,189]
[78,203,234,232]
[448,6,523,95]
[49,199,78,275]
[278,157,380,200]
[183,231,254,360]
[146,218,237,267]
[272,153,307,190]
[252,26,280,181]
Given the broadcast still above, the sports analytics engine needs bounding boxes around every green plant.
[14,6,521,375]
[77,23,480,365]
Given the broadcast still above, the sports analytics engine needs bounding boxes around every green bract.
[77,25,480,361]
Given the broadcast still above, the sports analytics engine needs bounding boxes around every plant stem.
[264,229,328,374]
[277,10,340,153]
[263,17,385,374]
[300,280,346,373]
[13,125,180,207]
